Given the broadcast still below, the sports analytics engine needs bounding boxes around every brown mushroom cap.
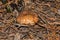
[16,10,38,26]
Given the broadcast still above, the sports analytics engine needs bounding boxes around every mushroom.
[16,10,38,26]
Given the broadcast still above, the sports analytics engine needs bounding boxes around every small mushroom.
[16,10,38,26]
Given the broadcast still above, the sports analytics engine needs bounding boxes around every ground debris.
[0,0,60,40]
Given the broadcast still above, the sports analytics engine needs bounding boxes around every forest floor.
[0,0,60,40]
